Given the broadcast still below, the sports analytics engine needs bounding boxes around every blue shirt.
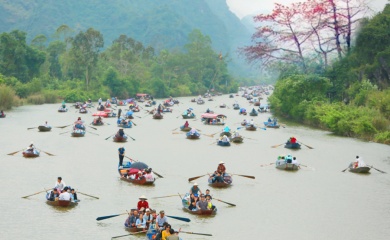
[118,148,125,155]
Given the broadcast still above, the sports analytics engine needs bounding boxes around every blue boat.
[186,131,200,139]
[217,140,230,147]
[284,142,301,149]
[264,121,280,128]
[117,118,132,128]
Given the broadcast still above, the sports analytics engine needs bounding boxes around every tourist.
[26,142,35,152]
[144,209,153,229]
[136,213,147,229]
[70,188,78,202]
[47,188,59,201]
[290,136,297,144]
[188,201,197,211]
[58,187,71,201]
[196,194,208,210]
[137,195,150,211]
[144,168,154,182]
[118,146,125,167]
[183,121,189,128]
[156,210,168,231]
[167,229,180,240]
[206,196,215,210]
[217,161,226,176]
[204,189,212,200]
[125,210,139,228]
[161,224,172,240]
[189,182,202,196]
[54,177,66,191]
[250,119,254,127]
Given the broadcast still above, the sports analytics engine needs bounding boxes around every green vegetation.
[269,4,390,144]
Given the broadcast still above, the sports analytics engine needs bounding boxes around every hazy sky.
[226,0,389,19]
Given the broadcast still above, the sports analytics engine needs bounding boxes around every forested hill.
[0,0,253,75]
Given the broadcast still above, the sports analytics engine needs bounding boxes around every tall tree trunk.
[329,0,342,59]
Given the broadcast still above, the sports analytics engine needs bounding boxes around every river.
[0,94,389,240]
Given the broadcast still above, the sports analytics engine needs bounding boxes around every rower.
[217,161,226,177]
[250,119,254,127]
[189,182,202,196]
[54,177,66,191]
[137,195,150,212]
[183,121,189,128]
[26,142,35,152]
[223,125,230,133]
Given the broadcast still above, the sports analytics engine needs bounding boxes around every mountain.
[0,0,256,77]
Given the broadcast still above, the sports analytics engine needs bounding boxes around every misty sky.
[226,0,389,19]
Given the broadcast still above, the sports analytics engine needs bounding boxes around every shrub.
[0,84,18,109]
[27,94,45,105]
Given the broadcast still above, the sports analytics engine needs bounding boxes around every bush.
[43,91,60,103]
[374,131,390,144]
[27,94,45,104]
[0,84,19,109]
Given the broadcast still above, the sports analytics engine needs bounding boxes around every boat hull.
[181,193,217,215]
[22,151,40,158]
[264,122,280,128]
[46,200,78,207]
[113,136,128,142]
[118,168,155,185]
[220,132,231,137]
[180,126,191,132]
[230,136,243,143]
[38,126,52,132]
[217,141,230,147]
[182,114,195,119]
[153,114,163,119]
[245,125,257,131]
[249,112,258,116]
[71,131,85,137]
[208,174,232,188]
[349,166,371,173]
[275,160,299,171]
[284,142,301,149]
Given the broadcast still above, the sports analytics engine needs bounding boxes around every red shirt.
[291,138,297,143]
[137,200,149,210]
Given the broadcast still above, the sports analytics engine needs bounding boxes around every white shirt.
[54,181,66,190]
[59,192,71,201]
[250,120,254,125]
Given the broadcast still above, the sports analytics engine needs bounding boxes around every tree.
[47,41,66,79]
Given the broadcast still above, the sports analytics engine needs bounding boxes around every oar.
[180,231,212,236]
[21,189,48,198]
[210,131,220,137]
[111,230,148,239]
[260,163,274,167]
[172,132,183,134]
[124,156,163,178]
[27,127,37,130]
[128,135,136,141]
[7,149,24,156]
[166,215,191,222]
[59,131,71,135]
[105,134,115,140]
[369,166,386,174]
[213,198,236,207]
[130,121,137,126]
[152,194,180,199]
[86,130,99,136]
[37,149,55,156]
[341,166,350,172]
[55,124,72,129]
[300,164,315,170]
[243,137,256,141]
[258,127,267,130]
[230,173,255,179]
[88,125,97,130]
[298,141,314,149]
[77,191,99,199]
[271,143,285,148]
[172,127,178,131]
[96,212,127,221]
[188,174,208,182]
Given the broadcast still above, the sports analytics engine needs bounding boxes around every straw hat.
[219,161,225,164]
[193,182,198,186]
[139,195,147,200]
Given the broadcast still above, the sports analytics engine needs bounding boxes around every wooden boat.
[229,94,234,98]
[241,121,247,126]
[230,136,243,143]
[181,193,217,215]
[180,126,191,132]
[190,98,196,102]
[220,132,231,137]
[201,113,226,126]
[245,125,257,131]
[113,135,128,142]
[71,130,85,137]
[217,140,230,147]
[264,122,280,128]
[197,99,205,105]
[46,199,78,207]
[208,173,233,188]
[91,121,104,126]
[239,111,247,115]
[22,150,40,158]
[162,108,172,113]
[348,163,371,173]
[219,104,226,108]
[118,166,155,185]
[38,125,52,132]
[208,98,213,101]
[117,123,132,128]
[58,107,67,112]
[153,113,163,119]
[79,108,88,114]
[0,114,6,118]
[254,102,260,106]
[186,132,200,139]
[182,114,195,119]
[249,111,258,116]
[125,227,147,234]
[233,104,240,110]
[284,142,301,149]
[275,159,299,171]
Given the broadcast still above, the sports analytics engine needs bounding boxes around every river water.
[0,94,389,240]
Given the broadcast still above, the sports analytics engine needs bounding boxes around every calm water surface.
[0,94,389,240]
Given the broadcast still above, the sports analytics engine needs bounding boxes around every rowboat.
[249,111,258,116]
[233,104,240,110]
[92,111,108,118]
[197,99,205,105]
[91,121,104,126]
[219,104,226,108]
[239,111,247,115]
[22,150,40,158]
[254,102,260,106]
[113,135,128,142]
[182,193,217,215]
[71,129,85,137]
[241,121,247,126]
[118,163,155,185]
[230,136,243,143]
[284,142,301,149]
[182,113,195,119]
[0,114,6,118]
[275,159,299,171]
[180,126,191,132]
[201,113,226,126]
[245,125,257,131]
[186,132,200,139]
[46,199,78,207]
[217,140,230,147]
[153,113,163,119]
[208,98,213,101]
[220,132,231,137]
[58,107,67,112]
[79,108,88,114]
[38,125,52,132]
[117,121,132,128]
[208,173,232,188]
[264,122,280,128]
[348,163,371,173]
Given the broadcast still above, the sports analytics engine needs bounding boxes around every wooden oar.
[130,121,137,126]
[172,127,178,131]
[172,132,182,134]
[213,198,236,207]
[230,173,255,179]
[128,135,136,141]
[96,212,127,221]
[105,134,115,140]
[369,166,386,173]
[77,191,99,199]
[243,137,256,141]
[124,156,163,178]
[55,124,72,129]
[7,149,24,155]
[135,115,142,118]
[111,230,148,239]
[37,149,55,156]
[86,130,99,136]
[59,131,71,135]
[188,174,208,182]
[298,141,314,149]
[152,194,180,199]
[88,125,97,130]
[260,163,274,167]
[21,189,48,198]
[180,231,212,236]
[258,127,267,130]
[27,127,37,130]
[341,166,350,172]
[271,143,285,148]
[166,215,191,222]
[210,131,220,137]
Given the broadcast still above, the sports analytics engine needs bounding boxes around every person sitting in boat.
[221,135,229,143]
[167,229,181,240]
[239,108,246,114]
[290,137,297,144]
[197,95,202,101]
[206,196,215,210]
[292,157,299,166]
[54,177,66,191]
[157,104,163,114]
[137,195,150,211]
[205,189,212,200]
[105,98,111,106]
[206,108,210,113]
[144,168,154,182]
[232,131,240,138]
[74,117,84,129]
[117,129,125,137]
[188,201,197,211]
[156,210,168,231]
[286,155,293,163]
[223,125,230,133]
[250,119,254,127]
[61,100,66,109]
[183,121,189,128]
[125,209,139,228]
[136,213,147,229]
[217,161,226,176]
[144,209,154,229]
[212,119,217,124]
[59,186,71,201]
[96,116,103,124]
[70,188,78,202]
[189,128,198,135]
[136,171,145,180]
[196,194,208,210]
[268,117,272,123]
[189,182,202,196]
[98,98,102,105]
[273,118,278,125]
[242,119,247,125]
[97,103,104,111]
[251,108,256,114]
[161,224,172,240]
[47,188,59,201]
[26,142,35,153]
[353,156,366,168]
[126,110,133,118]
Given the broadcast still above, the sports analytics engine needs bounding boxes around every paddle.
[166,215,191,222]
[230,173,255,179]
[243,137,256,141]
[86,130,99,136]
[130,121,137,126]
[213,198,236,207]
[260,163,275,167]
[37,149,55,156]
[188,174,208,182]
[257,127,267,130]
[172,127,178,131]
[7,149,24,156]
[88,125,97,130]
[271,143,285,148]
[128,135,136,141]
[298,141,314,149]
[369,166,386,174]
[124,156,163,178]
[21,189,48,198]
[77,191,99,199]
[152,194,180,199]
[341,166,350,172]
[180,231,212,236]
[172,132,183,135]
[96,212,127,221]
[111,230,148,239]
[105,134,115,140]
[27,127,37,130]
[59,131,71,135]
[55,124,72,129]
